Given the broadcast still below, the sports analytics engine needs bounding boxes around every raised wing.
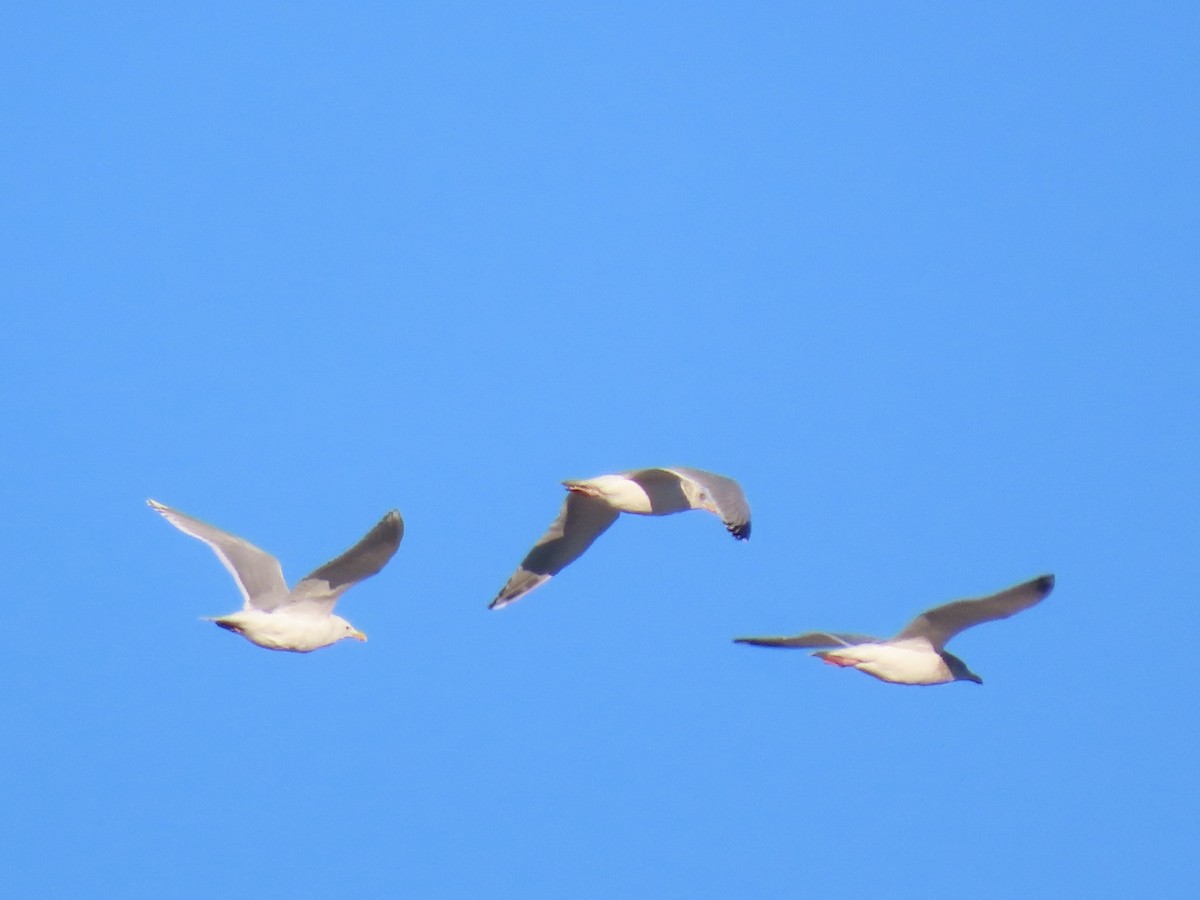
[147,499,289,611]
[734,631,879,649]
[895,574,1055,649]
[660,466,751,540]
[289,510,404,612]
[489,492,619,609]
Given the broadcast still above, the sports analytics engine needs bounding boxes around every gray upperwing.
[734,631,877,649]
[895,574,1055,649]
[290,510,404,610]
[147,499,289,610]
[489,492,619,609]
[661,466,751,540]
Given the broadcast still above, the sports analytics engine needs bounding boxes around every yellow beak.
[351,629,368,642]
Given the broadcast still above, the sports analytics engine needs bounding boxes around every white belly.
[576,475,656,513]
[609,480,655,514]
[819,641,953,685]
[213,609,339,653]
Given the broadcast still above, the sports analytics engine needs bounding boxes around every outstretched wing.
[734,631,879,649]
[895,574,1055,649]
[289,510,404,612]
[147,499,289,611]
[652,466,752,540]
[489,492,619,609]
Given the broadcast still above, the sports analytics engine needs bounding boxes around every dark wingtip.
[733,637,789,648]
[1034,573,1055,595]
[379,510,404,544]
[729,521,751,540]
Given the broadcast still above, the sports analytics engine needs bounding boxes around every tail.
[206,616,243,635]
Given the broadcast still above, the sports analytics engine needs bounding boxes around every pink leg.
[817,652,858,668]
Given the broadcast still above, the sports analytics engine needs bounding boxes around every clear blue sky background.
[1,3,1196,897]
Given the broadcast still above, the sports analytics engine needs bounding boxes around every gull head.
[331,614,368,643]
[943,651,982,684]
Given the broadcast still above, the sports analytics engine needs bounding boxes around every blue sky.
[1,3,1196,897]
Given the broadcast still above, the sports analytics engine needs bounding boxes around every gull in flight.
[148,499,403,652]
[490,467,751,609]
[735,574,1054,685]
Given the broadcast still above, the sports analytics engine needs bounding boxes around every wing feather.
[648,466,752,539]
[734,631,878,649]
[289,510,404,612]
[147,499,288,611]
[895,574,1055,649]
[489,493,619,609]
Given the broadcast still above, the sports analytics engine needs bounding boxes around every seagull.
[148,499,403,652]
[734,574,1054,685]
[490,467,751,609]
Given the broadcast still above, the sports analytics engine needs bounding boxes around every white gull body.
[490,467,751,609]
[148,499,403,652]
[735,574,1054,685]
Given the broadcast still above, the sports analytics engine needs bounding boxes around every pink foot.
[818,653,857,668]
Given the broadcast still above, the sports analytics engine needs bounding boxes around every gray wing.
[489,492,620,609]
[895,574,1055,649]
[147,499,289,611]
[660,466,751,540]
[734,631,879,649]
[288,510,404,612]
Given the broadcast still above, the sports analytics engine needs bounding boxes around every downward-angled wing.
[658,466,751,540]
[489,492,619,609]
[734,631,879,649]
[289,510,404,612]
[895,574,1055,649]
[147,499,289,611]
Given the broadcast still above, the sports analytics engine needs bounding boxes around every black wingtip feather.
[729,521,751,540]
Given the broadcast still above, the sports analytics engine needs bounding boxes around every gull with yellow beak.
[735,574,1054,685]
[148,499,402,652]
